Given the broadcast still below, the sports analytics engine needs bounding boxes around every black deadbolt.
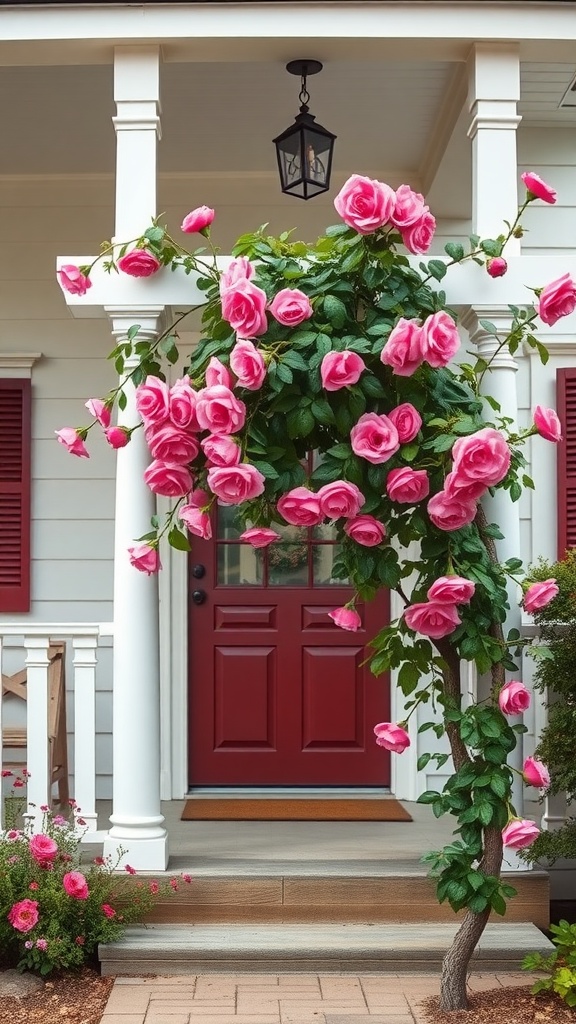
[192,563,206,579]
[192,589,207,605]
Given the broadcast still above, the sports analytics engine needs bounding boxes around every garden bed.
[0,967,113,1024]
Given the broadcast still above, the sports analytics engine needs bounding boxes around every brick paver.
[100,971,541,1023]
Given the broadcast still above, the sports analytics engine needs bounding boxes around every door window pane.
[217,544,263,585]
[313,544,349,585]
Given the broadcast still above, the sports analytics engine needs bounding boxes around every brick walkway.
[100,971,535,1024]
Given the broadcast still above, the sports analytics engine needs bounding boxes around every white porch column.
[463,309,526,870]
[102,45,168,870]
[467,42,521,250]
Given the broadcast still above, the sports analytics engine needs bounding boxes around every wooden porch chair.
[1,641,69,806]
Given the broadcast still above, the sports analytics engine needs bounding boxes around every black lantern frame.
[273,60,336,200]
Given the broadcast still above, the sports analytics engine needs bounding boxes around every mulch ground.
[421,985,575,1023]
[0,968,114,1024]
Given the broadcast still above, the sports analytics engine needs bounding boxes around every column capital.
[105,305,168,346]
[461,306,517,370]
[113,46,161,139]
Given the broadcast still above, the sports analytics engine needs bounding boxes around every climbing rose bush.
[56,171,572,1011]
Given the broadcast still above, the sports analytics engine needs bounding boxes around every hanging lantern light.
[273,60,336,200]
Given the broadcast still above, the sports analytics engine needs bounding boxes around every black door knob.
[192,563,206,579]
[192,589,207,606]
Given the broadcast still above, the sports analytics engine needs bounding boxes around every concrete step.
[99,921,554,976]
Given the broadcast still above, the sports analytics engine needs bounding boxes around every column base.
[103,818,169,871]
[501,849,531,872]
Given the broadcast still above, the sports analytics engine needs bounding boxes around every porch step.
[99,922,553,976]
[142,867,550,928]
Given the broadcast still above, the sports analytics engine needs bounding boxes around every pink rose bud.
[219,256,255,296]
[401,208,436,254]
[523,579,559,614]
[426,575,475,605]
[387,402,422,443]
[391,184,426,229]
[55,427,89,458]
[538,273,576,326]
[269,288,313,327]
[350,412,400,464]
[498,680,531,715]
[144,460,194,497]
[117,249,161,278]
[201,433,241,467]
[502,818,540,850]
[58,264,92,296]
[533,406,562,443]
[277,487,324,527]
[328,606,362,631]
[206,464,266,505]
[403,601,461,639]
[386,467,430,505]
[486,257,508,278]
[320,350,365,391]
[380,317,425,377]
[317,480,365,519]
[36,938,48,952]
[427,491,477,531]
[373,722,411,753]
[179,504,212,539]
[230,339,266,391]
[334,174,395,234]
[181,205,215,234]
[205,357,232,389]
[421,310,460,369]
[240,527,281,548]
[344,515,386,547]
[105,426,130,449]
[522,756,550,789]
[221,278,268,337]
[451,427,511,489]
[127,544,161,575]
[521,171,557,205]
[85,398,111,428]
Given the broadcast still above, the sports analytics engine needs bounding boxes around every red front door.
[188,507,390,786]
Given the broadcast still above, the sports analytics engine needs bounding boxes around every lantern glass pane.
[302,128,331,190]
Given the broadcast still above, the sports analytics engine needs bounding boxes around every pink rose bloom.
[36,938,48,951]
[523,578,559,613]
[427,575,475,605]
[189,487,210,508]
[502,819,540,850]
[85,398,111,428]
[386,467,429,505]
[205,356,232,389]
[128,543,161,575]
[451,428,511,488]
[317,480,365,519]
[499,681,531,715]
[334,174,396,234]
[391,184,426,229]
[328,606,362,631]
[8,899,39,933]
[29,834,58,864]
[181,205,215,233]
[136,376,170,427]
[55,428,89,458]
[195,385,246,434]
[269,288,313,327]
[143,460,194,497]
[487,257,507,278]
[427,491,477,531]
[523,756,550,789]
[401,208,436,254]
[230,339,266,390]
[521,171,557,205]
[240,527,281,548]
[443,470,487,502]
[350,412,400,464]
[117,249,161,278]
[321,350,365,391]
[380,318,425,376]
[63,871,89,900]
[169,378,199,430]
[105,426,130,449]
[373,722,410,753]
[101,903,117,919]
[421,311,460,368]
[404,601,461,639]
[219,256,255,296]
[179,504,212,539]
[344,515,386,547]
[388,403,422,443]
[538,273,576,326]
[145,424,199,464]
[58,264,92,296]
[201,433,241,466]
[221,278,268,337]
[277,487,323,527]
[207,464,266,505]
[533,406,562,442]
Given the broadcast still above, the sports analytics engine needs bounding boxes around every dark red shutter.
[557,368,576,559]
[0,380,31,612]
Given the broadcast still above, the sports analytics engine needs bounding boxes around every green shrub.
[523,919,576,1007]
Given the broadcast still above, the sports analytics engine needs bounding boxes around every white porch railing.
[0,622,112,835]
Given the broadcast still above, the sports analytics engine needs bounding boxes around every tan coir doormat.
[180,798,412,822]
